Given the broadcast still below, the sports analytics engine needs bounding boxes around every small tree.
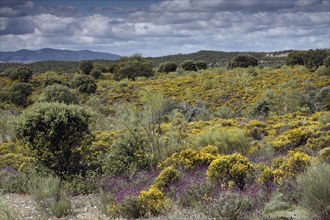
[304,49,328,69]
[71,75,97,94]
[39,84,79,104]
[229,55,258,68]
[79,61,94,75]
[8,83,33,107]
[15,102,94,177]
[195,61,207,70]
[114,60,154,80]
[158,62,177,73]
[181,60,197,71]
[286,51,305,66]
[9,67,33,82]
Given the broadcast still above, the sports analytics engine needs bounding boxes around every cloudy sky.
[0,0,329,56]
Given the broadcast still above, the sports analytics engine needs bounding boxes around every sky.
[0,0,329,57]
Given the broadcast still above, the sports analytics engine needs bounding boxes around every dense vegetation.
[0,50,330,219]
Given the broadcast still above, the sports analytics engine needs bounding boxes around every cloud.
[0,0,329,56]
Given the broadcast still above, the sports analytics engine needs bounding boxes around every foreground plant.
[29,175,72,218]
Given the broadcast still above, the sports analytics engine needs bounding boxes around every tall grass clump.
[0,193,18,220]
[297,163,330,219]
[29,175,72,218]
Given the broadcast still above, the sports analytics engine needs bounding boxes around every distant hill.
[0,48,120,63]
[146,50,292,67]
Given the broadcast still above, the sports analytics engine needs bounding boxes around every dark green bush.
[195,61,207,70]
[15,102,94,177]
[114,60,154,80]
[9,67,33,82]
[229,55,258,68]
[8,83,33,107]
[304,49,329,69]
[71,75,97,94]
[39,84,79,104]
[159,62,177,73]
[102,131,151,176]
[315,86,330,110]
[324,56,330,69]
[181,60,197,71]
[91,69,103,79]
[286,51,305,66]
[79,60,94,75]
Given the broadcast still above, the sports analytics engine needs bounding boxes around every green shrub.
[206,154,254,190]
[90,69,103,79]
[297,163,330,219]
[195,61,207,70]
[114,58,154,80]
[71,75,97,94]
[181,60,197,71]
[39,84,79,104]
[204,192,253,220]
[324,56,330,68]
[315,65,330,76]
[159,62,177,73]
[8,83,32,107]
[314,85,330,111]
[101,131,151,176]
[286,51,305,66]
[29,175,72,218]
[9,67,33,82]
[79,60,94,75]
[15,102,94,177]
[0,169,32,194]
[118,196,144,219]
[196,127,250,154]
[318,147,330,163]
[229,55,258,68]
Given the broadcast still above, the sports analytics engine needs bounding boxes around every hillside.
[0,59,329,219]
[0,48,120,63]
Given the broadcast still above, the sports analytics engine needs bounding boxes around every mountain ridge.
[0,48,120,63]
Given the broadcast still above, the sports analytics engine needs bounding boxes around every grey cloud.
[0,17,34,35]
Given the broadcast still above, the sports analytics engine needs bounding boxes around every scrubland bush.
[15,102,94,177]
[195,61,208,70]
[90,69,103,79]
[137,187,166,216]
[228,55,258,68]
[39,84,79,104]
[78,60,94,75]
[207,154,254,190]
[101,130,152,176]
[181,60,197,71]
[71,75,97,94]
[196,127,250,154]
[8,83,32,107]
[297,163,330,219]
[158,62,177,73]
[318,147,330,163]
[8,67,33,82]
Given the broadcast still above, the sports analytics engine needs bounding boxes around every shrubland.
[0,53,329,219]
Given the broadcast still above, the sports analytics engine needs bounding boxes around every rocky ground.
[2,193,110,220]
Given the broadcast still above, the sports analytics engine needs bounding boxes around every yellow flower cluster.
[137,187,165,216]
[158,147,217,170]
[154,166,179,190]
[206,153,254,190]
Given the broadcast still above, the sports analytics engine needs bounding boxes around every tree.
[304,49,328,69]
[181,60,197,71]
[39,84,79,104]
[8,83,33,107]
[324,56,330,69]
[9,67,33,82]
[71,75,97,94]
[195,61,208,70]
[79,61,94,75]
[228,55,258,68]
[15,102,94,177]
[158,62,177,73]
[286,51,305,66]
[114,60,154,80]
